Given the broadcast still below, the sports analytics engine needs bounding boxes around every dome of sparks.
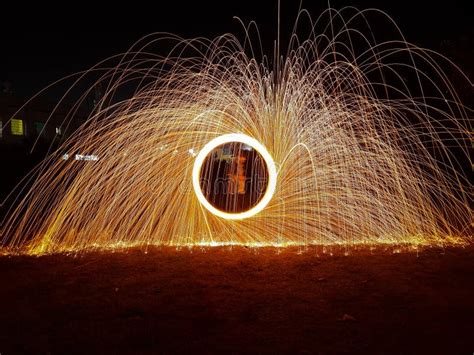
[0,7,471,254]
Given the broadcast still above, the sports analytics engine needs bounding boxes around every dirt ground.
[0,245,473,354]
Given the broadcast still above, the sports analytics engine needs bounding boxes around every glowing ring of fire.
[192,133,277,220]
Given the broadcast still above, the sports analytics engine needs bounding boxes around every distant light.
[62,154,69,160]
[35,122,45,135]
[56,127,62,135]
[188,148,197,157]
[75,154,99,161]
[11,119,24,136]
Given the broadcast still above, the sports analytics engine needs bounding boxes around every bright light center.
[192,134,277,220]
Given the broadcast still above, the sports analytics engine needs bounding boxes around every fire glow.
[192,134,277,220]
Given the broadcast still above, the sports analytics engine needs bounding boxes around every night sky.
[0,0,472,100]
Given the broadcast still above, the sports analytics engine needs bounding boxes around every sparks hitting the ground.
[0,7,472,254]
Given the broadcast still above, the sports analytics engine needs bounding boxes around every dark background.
[0,0,472,101]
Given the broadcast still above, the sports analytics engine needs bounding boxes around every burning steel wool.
[0,8,472,254]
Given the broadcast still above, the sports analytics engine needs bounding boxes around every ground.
[0,245,473,354]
